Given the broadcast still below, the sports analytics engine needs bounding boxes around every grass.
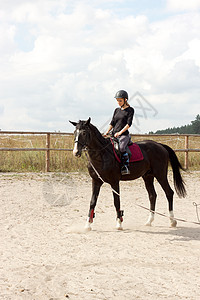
[0,133,199,172]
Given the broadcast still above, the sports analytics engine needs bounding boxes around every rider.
[104,90,134,175]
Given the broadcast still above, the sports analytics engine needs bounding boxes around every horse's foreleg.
[111,182,123,230]
[143,175,157,226]
[85,178,103,231]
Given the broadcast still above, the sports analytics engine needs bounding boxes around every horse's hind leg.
[143,174,157,226]
[156,175,177,227]
[85,178,103,231]
[111,181,123,230]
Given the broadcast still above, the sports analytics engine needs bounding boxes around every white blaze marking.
[73,129,79,156]
[73,143,78,156]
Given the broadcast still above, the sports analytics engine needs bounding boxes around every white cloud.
[0,1,200,133]
[0,23,16,58]
[167,0,200,12]
[176,38,200,66]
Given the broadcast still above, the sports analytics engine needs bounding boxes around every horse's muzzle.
[73,149,82,157]
[73,143,82,157]
[74,151,82,157]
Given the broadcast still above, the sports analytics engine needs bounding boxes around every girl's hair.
[125,99,130,107]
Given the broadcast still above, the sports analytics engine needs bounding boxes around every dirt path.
[0,171,200,299]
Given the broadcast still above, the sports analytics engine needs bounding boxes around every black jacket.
[110,106,134,135]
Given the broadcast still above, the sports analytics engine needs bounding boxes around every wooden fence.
[0,131,200,171]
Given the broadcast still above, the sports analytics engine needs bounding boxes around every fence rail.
[0,131,200,171]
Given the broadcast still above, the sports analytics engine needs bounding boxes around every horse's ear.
[85,117,91,126]
[69,120,77,127]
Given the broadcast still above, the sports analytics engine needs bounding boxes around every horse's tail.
[160,143,187,198]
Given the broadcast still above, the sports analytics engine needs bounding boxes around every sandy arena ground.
[0,171,200,300]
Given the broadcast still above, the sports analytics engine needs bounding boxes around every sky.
[0,0,200,133]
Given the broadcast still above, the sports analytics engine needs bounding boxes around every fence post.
[46,133,50,172]
[185,135,189,170]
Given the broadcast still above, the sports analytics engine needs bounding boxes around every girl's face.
[116,98,125,107]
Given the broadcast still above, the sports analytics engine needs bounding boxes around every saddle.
[111,137,133,159]
[110,137,144,163]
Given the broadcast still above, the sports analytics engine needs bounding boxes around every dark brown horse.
[70,118,186,230]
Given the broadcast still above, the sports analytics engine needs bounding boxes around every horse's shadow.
[90,225,200,242]
[130,226,200,242]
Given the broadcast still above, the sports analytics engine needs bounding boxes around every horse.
[69,118,186,230]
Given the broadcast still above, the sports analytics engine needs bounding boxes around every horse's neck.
[87,127,112,162]
[87,135,106,157]
[88,125,106,149]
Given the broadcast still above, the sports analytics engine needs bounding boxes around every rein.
[87,140,112,153]
[75,132,112,153]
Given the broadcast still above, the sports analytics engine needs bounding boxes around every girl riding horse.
[104,90,134,175]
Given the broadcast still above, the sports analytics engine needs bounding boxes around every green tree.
[191,114,200,134]
[150,115,200,134]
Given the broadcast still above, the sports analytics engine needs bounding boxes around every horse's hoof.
[116,219,123,230]
[84,227,92,232]
[117,226,123,230]
[84,222,92,231]
[170,220,177,227]
[145,222,152,226]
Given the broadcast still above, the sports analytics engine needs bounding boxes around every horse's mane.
[88,123,109,145]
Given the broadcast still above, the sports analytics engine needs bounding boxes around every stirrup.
[121,165,130,175]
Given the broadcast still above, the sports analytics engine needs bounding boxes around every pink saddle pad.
[129,143,144,162]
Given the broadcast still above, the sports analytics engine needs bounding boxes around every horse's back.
[136,140,168,155]
[136,140,169,169]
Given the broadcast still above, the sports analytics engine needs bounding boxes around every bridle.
[74,128,112,153]
[74,128,90,150]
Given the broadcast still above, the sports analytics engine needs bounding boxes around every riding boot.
[121,152,130,175]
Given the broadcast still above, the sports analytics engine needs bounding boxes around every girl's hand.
[114,132,121,138]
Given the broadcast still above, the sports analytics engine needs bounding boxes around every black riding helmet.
[114,90,128,100]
